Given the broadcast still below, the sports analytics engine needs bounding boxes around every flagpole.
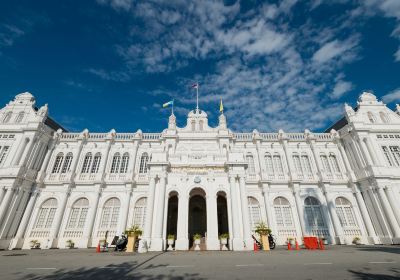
[172,99,174,115]
[196,82,199,111]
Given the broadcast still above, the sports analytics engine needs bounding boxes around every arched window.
[61,153,73,173]
[246,154,256,174]
[139,153,149,174]
[34,198,57,229]
[199,120,204,131]
[335,197,357,227]
[320,155,332,174]
[273,154,284,176]
[304,197,325,227]
[81,153,92,173]
[110,153,121,173]
[133,197,147,229]
[292,154,302,176]
[99,198,120,229]
[120,153,129,173]
[265,153,274,176]
[2,112,12,123]
[15,112,24,123]
[248,197,261,230]
[91,153,101,173]
[329,154,341,174]
[66,198,89,229]
[52,153,64,173]
[273,197,294,228]
[367,112,376,123]
[379,112,389,123]
[301,155,312,176]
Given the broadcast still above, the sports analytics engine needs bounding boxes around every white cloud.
[312,36,359,64]
[87,68,130,82]
[97,0,132,11]
[331,80,353,99]
[395,48,400,61]
[382,88,400,103]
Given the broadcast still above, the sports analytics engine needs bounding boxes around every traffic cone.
[319,238,325,250]
[287,240,292,250]
[295,239,300,250]
[254,241,259,251]
[96,242,100,253]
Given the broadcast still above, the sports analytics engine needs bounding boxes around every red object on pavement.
[304,237,318,249]
[287,241,292,250]
[319,238,325,250]
[254,241,259,251]
[295,239,300,250]
[96,243,100,253]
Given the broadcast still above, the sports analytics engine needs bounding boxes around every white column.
[4,188,29,238]
[385,186,400,226]
[353,188,377,243]
[323,187,344,243]
[143,176,156,244]
[70,140,84,179]
[0,187,5,205]
[336,141,354,177]
[21,136,37,167]
[12,137,29,165]
[175,194,189,250]
[292,186,306,236]
[239,176,253,250]
[226,193,233,250]
[356,138,373,166]
[0,187,15,225]
[151,176,166,251]
[363,137,378,165]
[229,176,242,250]
[262,184,273,228]
[81,187,101,247]
[37,142,56,181]
[376,186,400,239]
[117,187,132,236]
[309,140,324,180]
[206,194,219,250]
[49,189,70,248]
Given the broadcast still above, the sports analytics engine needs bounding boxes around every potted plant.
[66,239,75,249]
[219,233,229,251]
[287,237,295,246]
[167,234,175,251]
[255,222,271,251]
[352,236,361,245]
[193,233,202,251]
[125,225,143,252]
[29,240,40,249]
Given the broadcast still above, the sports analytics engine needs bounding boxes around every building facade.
[0,91,400,251]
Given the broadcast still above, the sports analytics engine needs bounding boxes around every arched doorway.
[166,193,178,243]
[217,192,229,237]
[188,188,207,248]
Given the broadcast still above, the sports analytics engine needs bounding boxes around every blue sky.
[1,0,400,132]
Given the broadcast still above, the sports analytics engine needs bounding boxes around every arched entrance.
[166,192,178,245]
[217,192,229,237]
[188,188,207,248]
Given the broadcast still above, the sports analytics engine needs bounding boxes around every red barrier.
[254,241,259,251]
[319,238,325,250]
[303,237,318,249]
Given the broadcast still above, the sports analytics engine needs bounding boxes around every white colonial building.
[0,91,400,251]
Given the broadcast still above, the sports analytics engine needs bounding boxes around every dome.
[358,91,377,103]
[188,109,208,118]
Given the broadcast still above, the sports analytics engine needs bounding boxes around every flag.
[191,83,199,89]
[219,98,224,113]
[162,100,174,108]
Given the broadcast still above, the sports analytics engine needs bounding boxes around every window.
[81,153,92,173]
[110,153,121,173]
[389,146,400,166]
[34,198,57,229]
[379,112,389,123]
[293,155,302,176]
[61,153,73,173]
[66,198,89,229]
[301,155,312,176]
[320,155,332,174]
[335,197,357,227]
[273,154,284,176]
[133,197,147,229]
[2,112,12,123]
[367,112,376,123]
[139,153,149,174]
[120,153,129,173]
[0,146,10,166]
[246,154,256,174]
[265,153,274,176]
[273,197,294,227]
[304,197,325,227]
[15,112,24,123]
[99,198,120,229]
[52,153,64,173]
[248,197,261,230]
[91,153,101,173]
[329,154,341,173]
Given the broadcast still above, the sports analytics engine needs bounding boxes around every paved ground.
[0,246,399,280]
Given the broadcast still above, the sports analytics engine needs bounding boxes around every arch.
[304,196,326,230]
[273,196,296,237]
[61,152,73,173]
[166,194,178,241]
[379,111,389,123]
[139,152,149,174]
[367,111,376,123]
[52,152,64,174]
[110,152,121,173]
[335,197,357,227]
[66,198,89,229]
[81,152,92,173]
[217,192,229,237]
[2,111,12,123]
[34,198,58,229]
[188,189,207,246]
[248,196,261,231]
[15,111,24,123]
[98,197,121,233]
[120,152,129,173]
[132,197,147,230]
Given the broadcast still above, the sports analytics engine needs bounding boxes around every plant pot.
[261,234,270,251]
[194,239,201,251]
[167,239,174,251]
[220,238,228,251]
